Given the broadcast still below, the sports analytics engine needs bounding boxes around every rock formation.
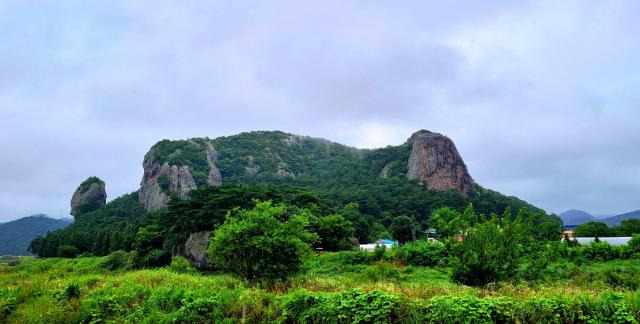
[70,177,106,216]
[206,142,222,185]
[138,130,476,211]
[183,231,212,269]
[406,130,473,196]
[139,149,198,211]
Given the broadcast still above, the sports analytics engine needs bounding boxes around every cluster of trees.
[29,192,145,257]
[574,219,640,237]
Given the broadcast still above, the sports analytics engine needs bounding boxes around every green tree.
[208,200,316,283]
[574,221,612,237]
[429,207,463,239]
[618,219,640,236]
[450,210,542,286]
[391,216,419,243]
[315,214,355,251]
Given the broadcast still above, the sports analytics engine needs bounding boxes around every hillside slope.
[559,209,595,225]
[0,215,71,255]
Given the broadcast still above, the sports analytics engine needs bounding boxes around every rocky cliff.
[70,177,107,215]
[407,130,473,196]
[139,139,222,210]
[138,130,475,210]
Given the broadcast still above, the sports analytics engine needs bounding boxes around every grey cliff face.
[139,141,224,211]
[139,149,197,211]
[406,130,473,196]
[70,177,106,216]
[206,142,222,185]
[183,231,212,269]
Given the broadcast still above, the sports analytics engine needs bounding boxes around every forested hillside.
[0,215,71,255]
[29,130,560,263]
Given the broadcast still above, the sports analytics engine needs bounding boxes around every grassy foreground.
[3,255,640,323]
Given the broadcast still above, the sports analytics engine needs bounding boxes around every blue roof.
[379,239,394,244]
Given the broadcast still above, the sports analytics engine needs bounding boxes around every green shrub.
[57,245,80,258]
[169,256,196,274]
[54,282,81,302]
[281,289,400,323]
[208,201,316,283]
[397,240,446,267]
[0,287,19,321]
[141,249,171,268]
[100,250,135,270]
[582,242,622,261]
[421,295,514,323]
[361,262,402,282]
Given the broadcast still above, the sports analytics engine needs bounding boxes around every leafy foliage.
[29,192,145,258]
[208,201,317,283]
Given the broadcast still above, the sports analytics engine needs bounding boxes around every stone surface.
[206,142,223,185]
[379,163,391,178]
[245,155,261,175]
[183,231,212,269]
[139,149,197,211]
[406,130,473,196]
[70,177,106,216]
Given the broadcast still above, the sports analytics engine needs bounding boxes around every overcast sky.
[1,1,639,222]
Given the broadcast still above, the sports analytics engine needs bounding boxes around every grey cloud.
[0,1,639,221]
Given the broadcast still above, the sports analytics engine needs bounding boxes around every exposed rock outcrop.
[206,142,222,185]
[139,150,197,211]
[245,155,261,175]
[183,231,212,269]
[406,130,473,196]
[70,177,106,216]
[379,163,391,178]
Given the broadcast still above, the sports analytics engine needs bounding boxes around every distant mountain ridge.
[560,209,640,227]
[0,215,72,255]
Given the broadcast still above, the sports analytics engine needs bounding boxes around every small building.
[562,224,579,239]
[359,239,396,251]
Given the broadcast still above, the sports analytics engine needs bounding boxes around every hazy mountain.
[599,210,640,227]
[559,209,595,225]
[0,215,72,255]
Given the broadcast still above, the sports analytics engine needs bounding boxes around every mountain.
[599,210,640,227]
[30,130,552,258]
[559,209,595,225]
[139,130,475,211]
[0,215,72,255]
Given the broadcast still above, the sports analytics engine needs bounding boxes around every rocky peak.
[139,140,224,211]
[70,176,106,216]
[139,148,197,211]
[406,130,473,196]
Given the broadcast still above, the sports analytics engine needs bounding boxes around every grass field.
[3,254,640,323]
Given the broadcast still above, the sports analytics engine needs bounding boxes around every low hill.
[559,209,595,225]
[0,215,72,255]
[600,210,640,227]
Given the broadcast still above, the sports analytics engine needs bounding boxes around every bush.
[57,245,80,258]
[141,249,171,268]
[581,242,622,262]
[169,256,196,274]
[361,262,402,282]
[397,240,447,267]
[99,250,135,270]
[208,201,316,283]
[281,289,400,323]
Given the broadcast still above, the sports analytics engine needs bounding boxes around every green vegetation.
[575,219,640,237]
[29,192,145,258]
[76,176,104,194]
[25,131,640,321]
[209,201,316,283]
[4,250,640,323]
[0,215,71,255]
